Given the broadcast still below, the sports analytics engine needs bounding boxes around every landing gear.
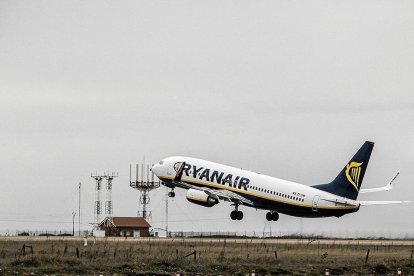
[230,204,243,220]
[266,211,279,221]
[168,190,175,197]
[230,210,243,220]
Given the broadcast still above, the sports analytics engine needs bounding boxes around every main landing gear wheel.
[168,191,175,198]
[266,211,279,221]
[230,210,243,220]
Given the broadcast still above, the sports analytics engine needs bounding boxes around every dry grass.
[0,237,413,275]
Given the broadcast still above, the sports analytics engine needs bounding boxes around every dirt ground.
[0,237,413,275]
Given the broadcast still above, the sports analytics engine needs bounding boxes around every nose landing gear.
[168,190,175,198]
[266,211,279,221]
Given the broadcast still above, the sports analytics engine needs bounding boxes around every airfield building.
[99,217,151,237]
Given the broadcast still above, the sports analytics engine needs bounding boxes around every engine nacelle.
[186,189,219,207]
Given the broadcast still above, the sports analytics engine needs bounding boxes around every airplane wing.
[205,189,254,206]
[172,162,254,206]
[359,200,411,206]
[359,171,399,193]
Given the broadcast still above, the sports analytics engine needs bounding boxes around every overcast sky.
[1,0,413,237]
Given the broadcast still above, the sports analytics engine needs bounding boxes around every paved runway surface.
[1,236,413,246]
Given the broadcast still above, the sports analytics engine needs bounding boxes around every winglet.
[174,162,186,182]
[386,171,400,190]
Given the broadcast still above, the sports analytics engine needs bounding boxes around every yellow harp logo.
[345,162,363,191]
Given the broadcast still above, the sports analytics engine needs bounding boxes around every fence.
[4,230,286,238]
[1,230,413,240]
[0,230,91,237]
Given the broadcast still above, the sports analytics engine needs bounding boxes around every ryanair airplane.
[151,141,409,221]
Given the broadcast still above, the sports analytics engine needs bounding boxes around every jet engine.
[186,189,219,207]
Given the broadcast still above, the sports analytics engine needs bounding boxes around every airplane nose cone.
[151,163,161,176]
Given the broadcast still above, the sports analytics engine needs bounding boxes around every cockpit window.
[159,161,164,165]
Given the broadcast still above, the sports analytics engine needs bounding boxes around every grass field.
[0,237,413,275]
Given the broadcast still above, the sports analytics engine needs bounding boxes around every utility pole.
[165,187,169,237]
[78,182,81,236]
[72,212,76,236]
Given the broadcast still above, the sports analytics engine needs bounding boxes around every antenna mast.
[91,172,118,228]
[104,172,118,216]
[130,161,160,221]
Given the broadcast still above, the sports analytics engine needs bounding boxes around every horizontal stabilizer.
[360,171,400,194]
[359,200,411,206]
[320,198,353,206]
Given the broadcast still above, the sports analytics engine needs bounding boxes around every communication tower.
[91,174,104,226]
[130,163,160,221]
[104,172,118,216]
[91,172,118,227]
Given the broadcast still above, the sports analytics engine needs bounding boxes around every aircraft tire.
[168,191,175,198]
[272,212,279,221]
[266,212,272,221]
[230,211,237,220]
[236,211,243,220]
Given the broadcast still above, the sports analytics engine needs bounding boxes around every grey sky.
[1,1,413,237]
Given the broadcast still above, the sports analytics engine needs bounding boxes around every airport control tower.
[129,164,160,221]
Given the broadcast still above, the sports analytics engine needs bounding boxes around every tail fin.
[312,141,374,200]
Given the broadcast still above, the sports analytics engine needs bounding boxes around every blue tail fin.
[312,141,374,200]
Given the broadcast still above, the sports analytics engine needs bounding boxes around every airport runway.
[1,236,413,246]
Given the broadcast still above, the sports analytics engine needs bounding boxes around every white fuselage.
[152,156,360,218]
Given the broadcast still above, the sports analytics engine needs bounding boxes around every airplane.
[151,141,409,221]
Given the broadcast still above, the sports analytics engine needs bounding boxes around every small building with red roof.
[99,217,151,237]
